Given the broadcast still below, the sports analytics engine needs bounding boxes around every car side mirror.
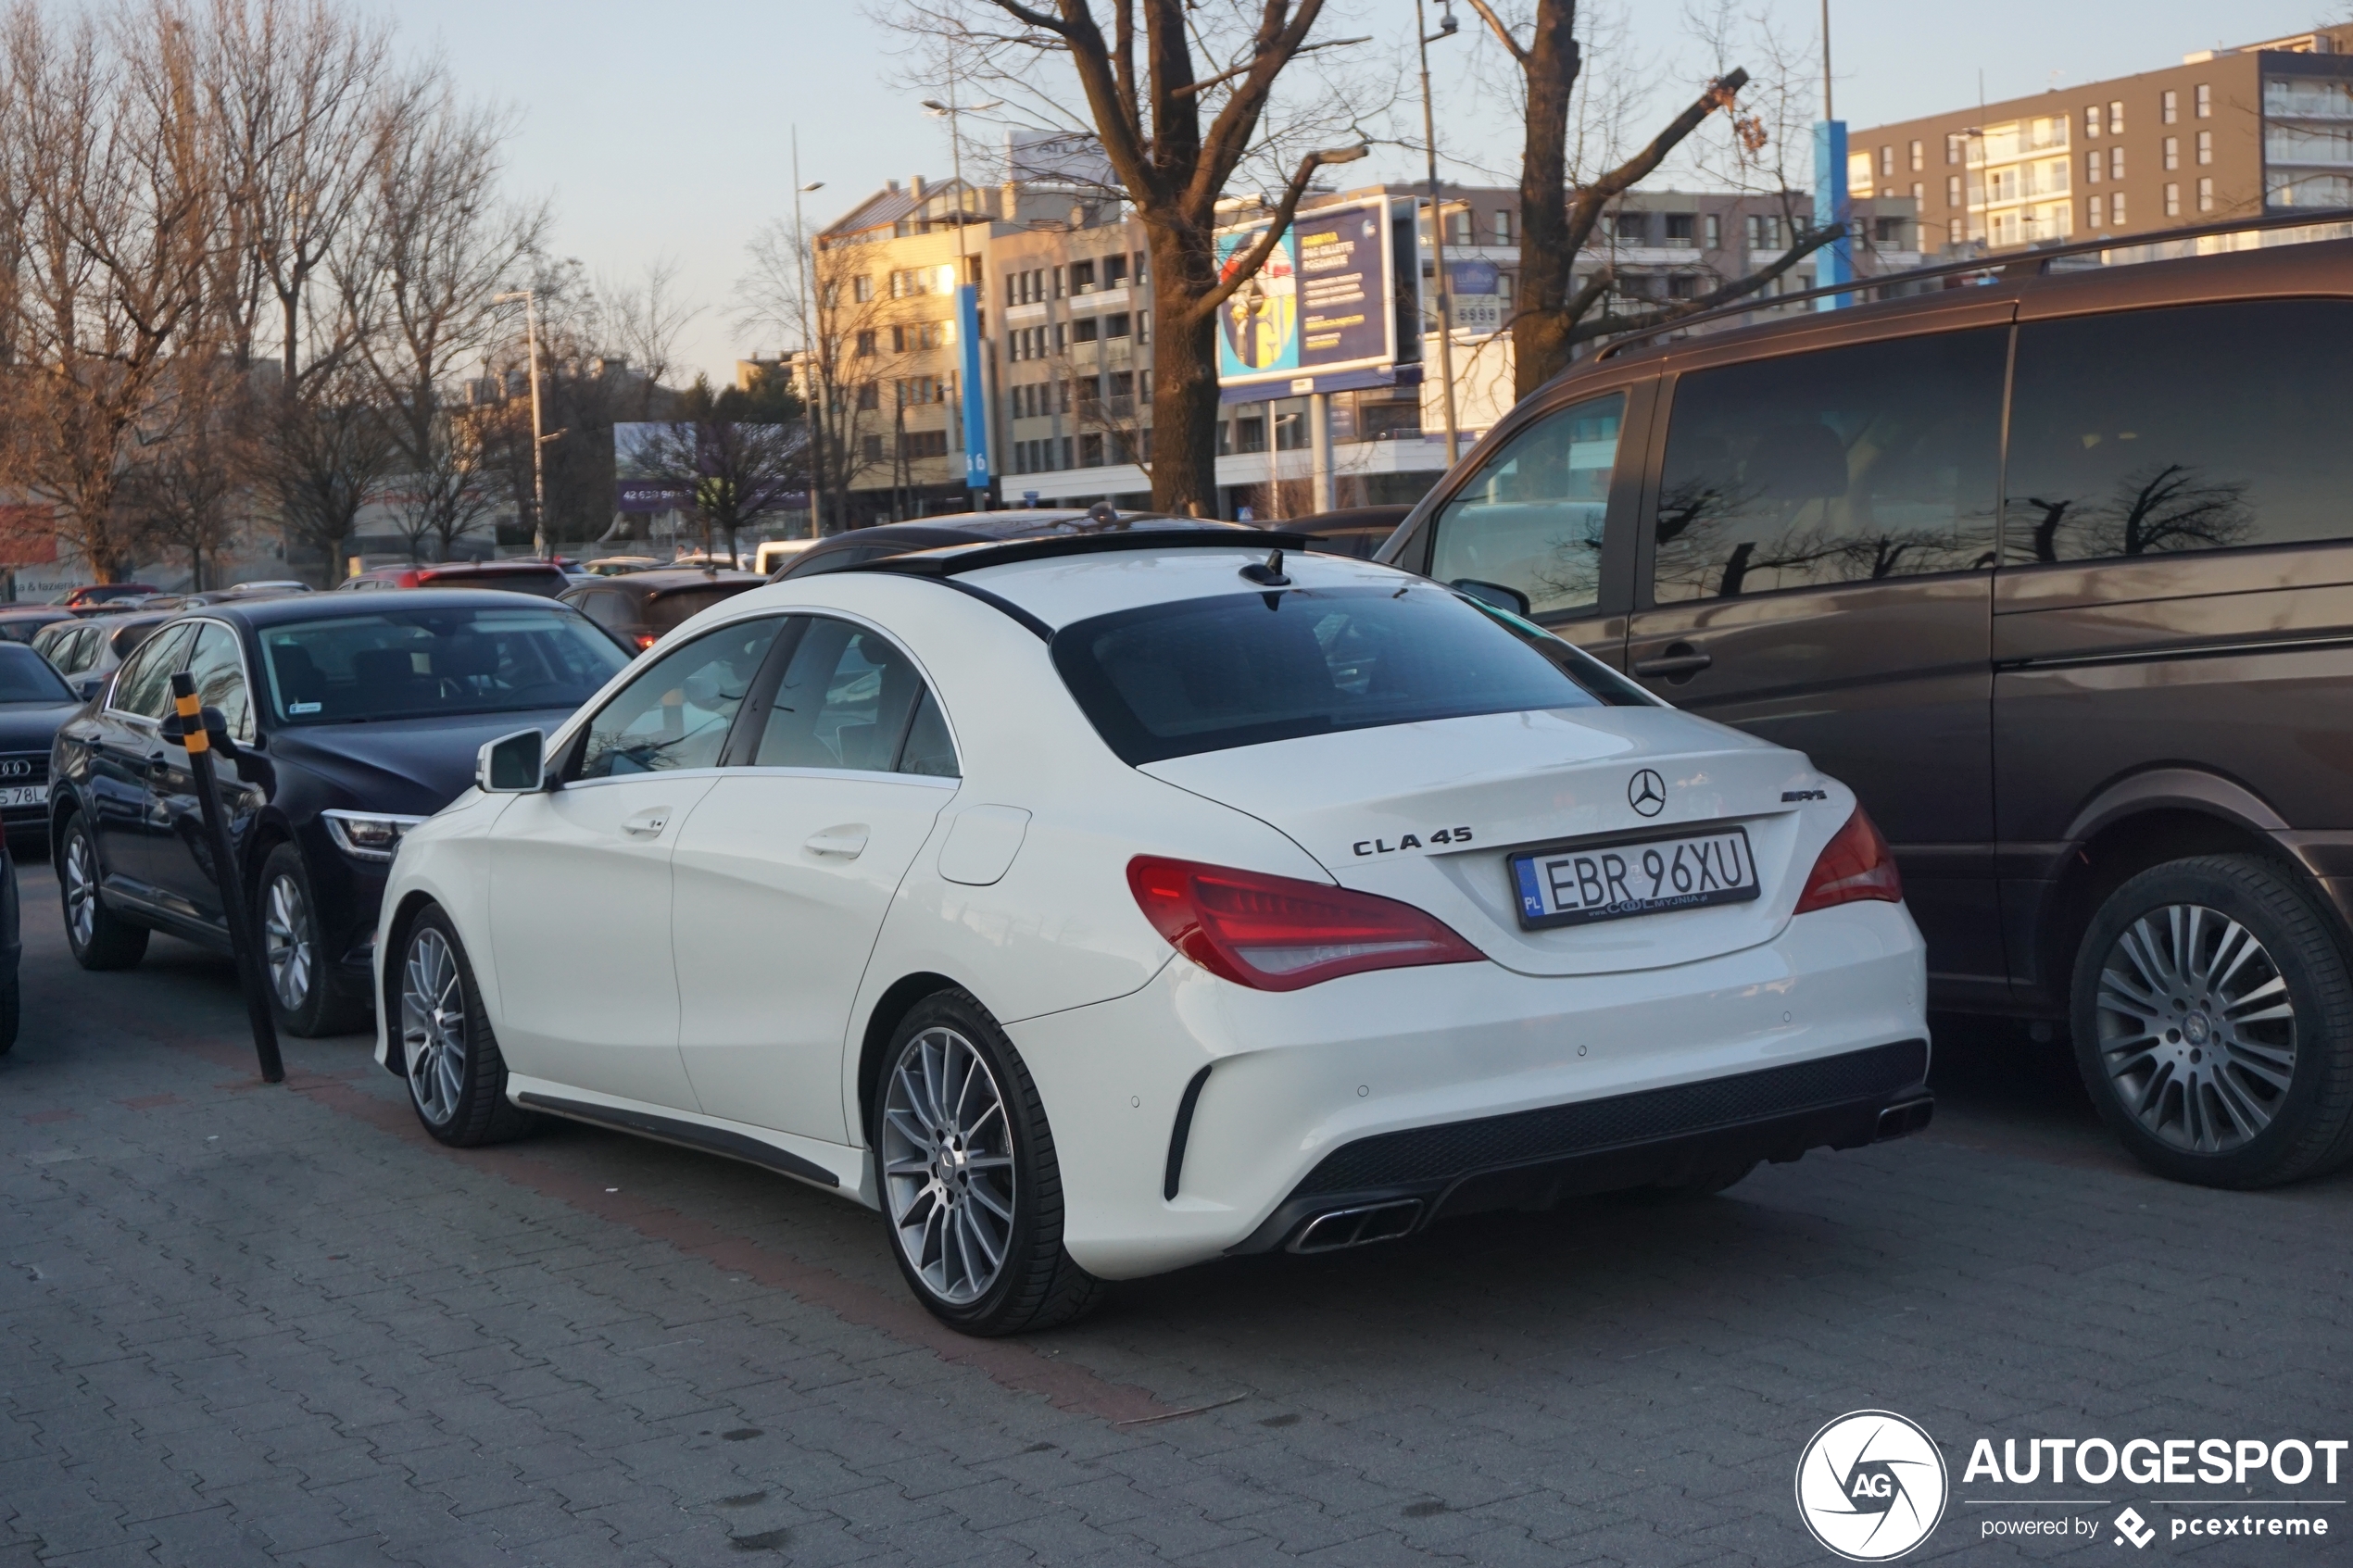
[477,728,547,794]
[1451,578,1532,618]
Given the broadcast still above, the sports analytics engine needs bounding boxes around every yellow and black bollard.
[166,670,283,1083]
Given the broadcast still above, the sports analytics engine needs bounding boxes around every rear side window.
[2005,300,2353,563]
[751,617,950,775]
[1651,328,2005,602]
[1428,391,1623,619]
[1054,584,1604,765]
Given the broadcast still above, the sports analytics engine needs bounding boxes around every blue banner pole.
[956,284,990,504]
[1813,119,1853,310]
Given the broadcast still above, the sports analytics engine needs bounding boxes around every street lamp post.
[792,127,826,535]
[1416,0,1463,467]
[492,289,548,557]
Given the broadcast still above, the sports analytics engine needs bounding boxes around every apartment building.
[1851,25,2353,253]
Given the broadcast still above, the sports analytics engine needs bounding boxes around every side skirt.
[514,1090,850,1194]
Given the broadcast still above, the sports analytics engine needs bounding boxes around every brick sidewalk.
[4,862,2349,1566]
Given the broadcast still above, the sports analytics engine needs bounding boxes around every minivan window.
[2004,300,2353,564]
[1053,584,1605,765]
[1428,391,1623,619]
[1651,328,2005,602]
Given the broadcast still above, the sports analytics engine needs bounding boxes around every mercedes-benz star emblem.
[1628,769,1667,817]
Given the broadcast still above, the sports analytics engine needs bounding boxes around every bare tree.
[255,360,392,584]
[123,356,258,588]
[891,0,1377,517]
[387,403,500,561]
[1463,0,1843,398]
[0,1,219,583]
[625,377,809,565]
[739,225,905,532]
[598,257,700,420]
[342,68,544,548]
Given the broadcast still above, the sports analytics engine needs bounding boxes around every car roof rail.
[843,524,1314,579]
[1592,205,2353,361]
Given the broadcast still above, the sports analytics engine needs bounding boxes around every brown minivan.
[1376,236,2353,1189]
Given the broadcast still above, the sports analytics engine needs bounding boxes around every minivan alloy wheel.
[262,872,313,1011]
[881,1025,1017,1306]
[63,831,96,949]
[2094,901,2296,1154]
[402,927,467,1125]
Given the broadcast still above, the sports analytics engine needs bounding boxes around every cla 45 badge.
[1353,827,1473,857]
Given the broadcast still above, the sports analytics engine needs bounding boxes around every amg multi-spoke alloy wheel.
[258,844,365,1037]
[2073,855,2353,1188]
[397,906,534,1148]
[883,1025,1018,1304]
[874,990,1103,1335]
[57,813,146,971]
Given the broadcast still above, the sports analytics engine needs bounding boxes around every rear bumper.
[1006,898,1928,1280]
[1228,1040,1931,1254]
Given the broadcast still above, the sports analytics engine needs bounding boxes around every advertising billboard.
[1214,196,1395,389]
[614,422,804,514]
[614,422,696,513]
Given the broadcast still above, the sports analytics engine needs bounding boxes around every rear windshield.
[1051,583,1607,764]
[421,569,569,597]
[648,583,757,634]
[258,605,629,725]
[0,644,73,703]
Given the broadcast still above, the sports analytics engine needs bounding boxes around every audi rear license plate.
[1509,826,1759,930]
[0,784,45,809]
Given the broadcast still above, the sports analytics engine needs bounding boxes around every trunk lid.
[1140,707,1842,976]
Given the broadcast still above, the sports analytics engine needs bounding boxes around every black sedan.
[0,644,82,853]
[561,566,766,651]
[50,590,632,1036]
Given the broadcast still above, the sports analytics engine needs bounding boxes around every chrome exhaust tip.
[1875,1097,1934,1141]
[1288,1198,1424,1254]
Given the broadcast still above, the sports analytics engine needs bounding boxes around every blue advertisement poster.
[956,283,989,490]
[1214,197,1394,391]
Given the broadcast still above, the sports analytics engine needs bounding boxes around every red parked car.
[57,583,159,608]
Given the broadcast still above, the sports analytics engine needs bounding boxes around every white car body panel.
[373,541,1931,1288]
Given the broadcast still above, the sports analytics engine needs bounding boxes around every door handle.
[803,823,869,859]
[620,807,672,838]
[1632,643,1713,682]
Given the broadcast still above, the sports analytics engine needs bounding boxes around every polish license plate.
[1509,826,1759,929]
[0,784,46,809]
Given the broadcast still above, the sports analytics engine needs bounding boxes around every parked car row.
[29,230,2353,1338]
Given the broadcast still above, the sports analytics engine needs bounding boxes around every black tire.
[0,971,18,1054]
[872,988,1104,1336]
[57,812,147,971]
[2071,854,2353,1188]
[256,842,368,1037]
[395,905,535,1148]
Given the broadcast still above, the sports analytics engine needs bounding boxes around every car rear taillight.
[635,632,658,650]
[1793,808,1903,914]
[1126,856,1483,991]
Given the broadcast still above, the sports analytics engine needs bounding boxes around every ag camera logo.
[1795,1411,1949,1561]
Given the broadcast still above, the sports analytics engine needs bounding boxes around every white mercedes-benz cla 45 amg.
[372,528,1931,1336]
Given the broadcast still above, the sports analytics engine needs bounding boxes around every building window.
[2089,194,2106,228]
[2196,129,2213,165]
[2109,145,2125,180]
[1138,310,1150,345]
[2084,105,2101,139]
[1664,212,1695,246]
[1871,216,1907,245]
[1946,173,1962,207]
[2162,88,2179,124]
[904,430,948,459]
[857,383,879,410]
[1745,213,1781,250]
[1945,132,1964,164]
[2163,136,2178,169]
[1057,379,1071,414]
[1052,323,1066,354]
[1102,253,1127,287]
[1134,250,1148,283]
[1493,208,1515,244]
[1072,317,1097,345]
[2112,191,2127,224]
[862,434,883,462]
[1613,210,1646,242]
[1947,217,1962,245]
[1909,138,1924,171]
[1497,271,1514,307]
[1071,258,1096,293]
[1447,209,1472,245]
[1079,433,1103,468]
[1704,213,1721,249]
[1103,312,1130,339]
[1909,182,1924,204]
[2108,100,2124,134]
[2196,82,2211,118]
[2086,150,2102,184]
[1060,436,1074,469]
[2198,176,2215,212]
[2164,182,2181,217]
[856,330,876,357]
[853,275,875,303]
[1052,265,1065,298]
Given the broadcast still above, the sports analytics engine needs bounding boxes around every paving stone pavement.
[3,859,2349,1567]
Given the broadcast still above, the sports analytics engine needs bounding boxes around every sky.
[384,0,2332,382]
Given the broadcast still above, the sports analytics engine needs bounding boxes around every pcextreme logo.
[1795,1411,1951,1561]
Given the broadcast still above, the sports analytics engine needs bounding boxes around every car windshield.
[1051,583,1607,765]
[258,606,628,725]
[0,645,74,703]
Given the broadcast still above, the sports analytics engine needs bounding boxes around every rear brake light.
[1126,855,1483,991]
[1793,808,1902,914]
[635,632,658,649]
